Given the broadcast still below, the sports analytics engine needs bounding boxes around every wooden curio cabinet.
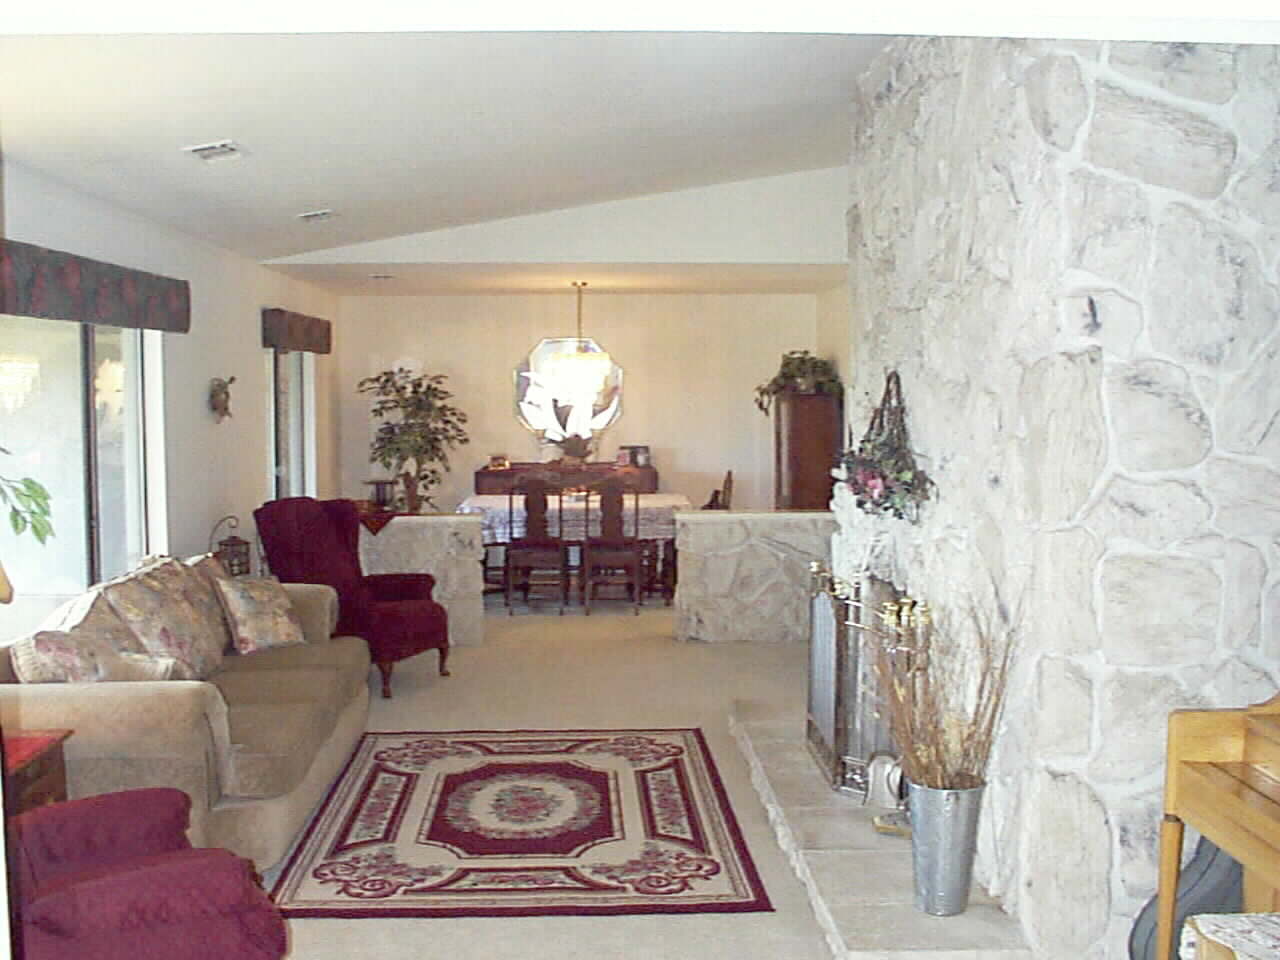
[774,392,842,510]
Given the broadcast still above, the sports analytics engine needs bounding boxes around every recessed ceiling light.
[297,209,336,223]
[182,140,243,162]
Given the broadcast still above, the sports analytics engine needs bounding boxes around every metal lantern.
[209,515,251,577]
[366,479,397,510]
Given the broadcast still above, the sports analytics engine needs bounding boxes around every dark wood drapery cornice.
[261,307,331,354]
[0,238,190,332]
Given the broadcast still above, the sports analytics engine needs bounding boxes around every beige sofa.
[0,576,370,869]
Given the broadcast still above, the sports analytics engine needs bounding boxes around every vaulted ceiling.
[0,32,886,263]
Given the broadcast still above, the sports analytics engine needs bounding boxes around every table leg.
[1157,813,1185,960]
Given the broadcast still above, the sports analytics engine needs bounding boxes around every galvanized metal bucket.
[907,780,985,916]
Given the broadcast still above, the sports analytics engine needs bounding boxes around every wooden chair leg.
[1156,813,1184,960]
[376,661,394,699]
[560,558,568,615]
[438,646,450,676]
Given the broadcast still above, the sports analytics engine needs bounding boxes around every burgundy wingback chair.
[7,788,286,960]
[253,496,449,698]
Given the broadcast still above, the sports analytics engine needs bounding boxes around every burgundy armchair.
[254,496,449,697]
[7,788,286,960]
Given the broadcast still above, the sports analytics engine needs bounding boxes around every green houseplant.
[754,350,842,414]
[357,368,470,512]
[0,446,53,543]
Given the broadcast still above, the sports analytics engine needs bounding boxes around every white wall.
[335,292,819,511]
[1,160,338,627]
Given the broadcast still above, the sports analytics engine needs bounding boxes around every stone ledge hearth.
[731,701,1030,960]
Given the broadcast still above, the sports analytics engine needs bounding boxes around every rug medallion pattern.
[272,728,772,917]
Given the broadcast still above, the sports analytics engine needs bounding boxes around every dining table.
[456,492,693,544]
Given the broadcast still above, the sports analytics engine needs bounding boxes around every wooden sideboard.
[475,462,659,494]
[4,728,73,816]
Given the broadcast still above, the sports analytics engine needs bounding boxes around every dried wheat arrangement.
[868,588,1020,790]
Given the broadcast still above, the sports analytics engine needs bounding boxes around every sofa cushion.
[223,702,332,798]
[102,559,225,680]
[215,635,369,704]
[213,578,305,655]
[211,667,346,728]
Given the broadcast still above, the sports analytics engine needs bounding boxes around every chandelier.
[538,282,613,400]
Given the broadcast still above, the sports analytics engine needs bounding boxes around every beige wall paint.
[335,292,819,511]
[0,159,339,571]
[814,283,853,432]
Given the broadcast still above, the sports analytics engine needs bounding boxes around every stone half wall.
[675,511,836,645]
[837,37,1280,960]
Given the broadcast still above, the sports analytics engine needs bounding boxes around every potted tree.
[357,368,470,513]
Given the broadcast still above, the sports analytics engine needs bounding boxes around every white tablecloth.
[457,493,692,543]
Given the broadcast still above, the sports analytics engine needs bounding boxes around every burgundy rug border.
[273,727,773,918]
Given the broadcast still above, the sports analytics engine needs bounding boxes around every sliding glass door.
[0,314,150,598]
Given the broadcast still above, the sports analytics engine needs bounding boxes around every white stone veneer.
[359,515,485,648]
[840,37,1280,960]
[675,511,836,645]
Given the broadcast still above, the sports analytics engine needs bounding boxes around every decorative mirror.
[513,283,622,444]
[514,338,623,442]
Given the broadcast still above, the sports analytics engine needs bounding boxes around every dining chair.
[700,469,733,510]
[581,477,643,616]
[720,469,734,509]
[504,473,570,614]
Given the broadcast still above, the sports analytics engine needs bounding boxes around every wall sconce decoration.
[514,281,622,444]
[209,376,236,423]
[208,514,251,576]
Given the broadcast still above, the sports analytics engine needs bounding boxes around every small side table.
[3,728,73,816]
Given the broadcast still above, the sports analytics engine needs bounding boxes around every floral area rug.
[271,728,772,918]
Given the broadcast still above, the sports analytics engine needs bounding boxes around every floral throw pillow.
[10,632,176,684]
[183,553,234,653]
[214,577,306,655]
[102,558,224,680]
[40,588,145,655]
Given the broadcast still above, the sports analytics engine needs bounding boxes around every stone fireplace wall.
[835,37,1280,958]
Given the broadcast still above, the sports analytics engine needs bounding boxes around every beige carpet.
[279,608,831,959]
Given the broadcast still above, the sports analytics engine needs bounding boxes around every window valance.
[261,307,331,354]
[0,238,190,333]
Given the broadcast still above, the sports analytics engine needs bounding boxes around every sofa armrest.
[279,582,340,642]
[0,682,232,848]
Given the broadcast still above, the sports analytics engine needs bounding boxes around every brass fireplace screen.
[806,563,899,797]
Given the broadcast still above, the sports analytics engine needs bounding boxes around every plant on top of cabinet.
[753,350,842,414]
